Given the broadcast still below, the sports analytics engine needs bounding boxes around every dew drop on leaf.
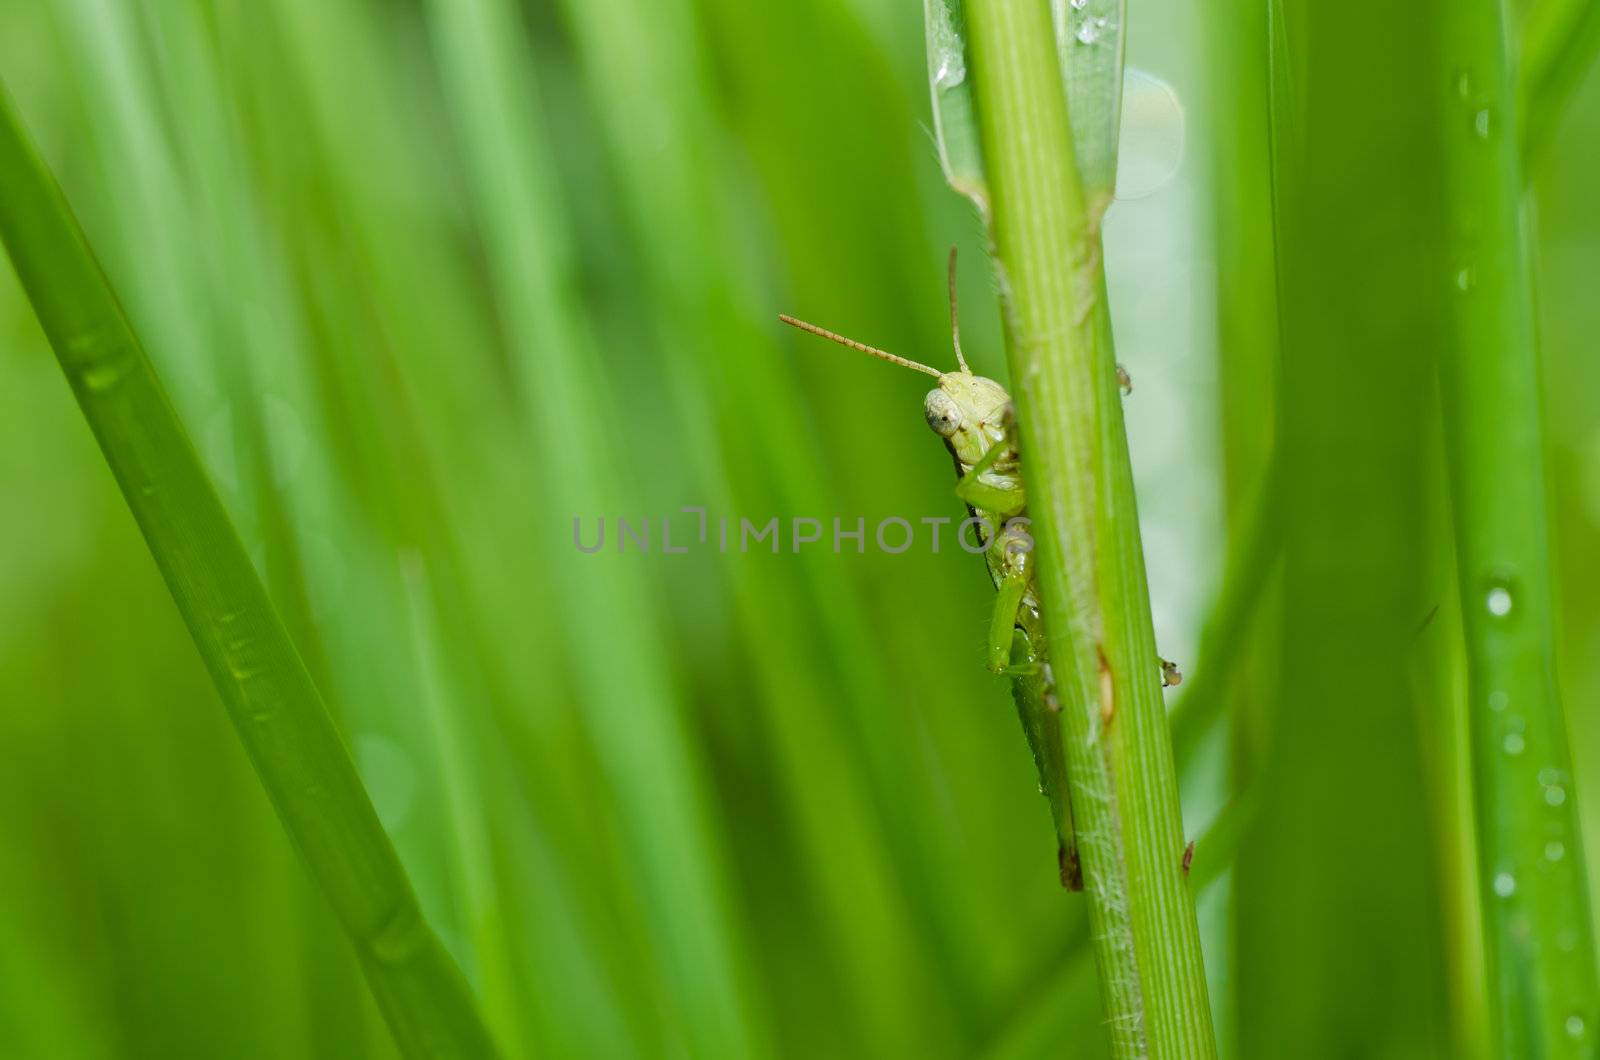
[1114,68,1186,201]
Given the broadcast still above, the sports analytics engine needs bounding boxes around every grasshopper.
[780,248,1084,889]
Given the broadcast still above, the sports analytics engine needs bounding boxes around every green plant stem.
[0,83,498,1060]
[981,792,1254,1060]
[963,3,1216,1057]
[1439,5,1600,1054]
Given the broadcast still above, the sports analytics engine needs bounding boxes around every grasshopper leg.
[954,430,1026,515]
[1009,630,1081,890]
[987,570,1038,676]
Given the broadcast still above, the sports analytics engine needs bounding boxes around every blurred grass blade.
[1440,0,1600,1051]
[419,0,770,1053]
[0,82,498,1060]
[1240,0,1463,1051]
[1520,0,1600,162]
[926,0,1127,220]
[1168,454,1282,768]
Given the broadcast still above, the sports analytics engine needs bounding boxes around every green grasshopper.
[780,248,1085,889]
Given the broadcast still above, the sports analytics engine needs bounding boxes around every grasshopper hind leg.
[1009,629,1081,890]
[987,570,1040,676]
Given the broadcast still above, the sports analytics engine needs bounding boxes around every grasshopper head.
[923,374,1012,469]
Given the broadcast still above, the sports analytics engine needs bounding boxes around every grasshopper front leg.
[947,445,1024,515]
[953,418,1026,517]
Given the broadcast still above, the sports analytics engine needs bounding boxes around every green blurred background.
[0,0,1596,1056]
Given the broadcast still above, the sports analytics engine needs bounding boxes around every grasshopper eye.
[924,389,962,438]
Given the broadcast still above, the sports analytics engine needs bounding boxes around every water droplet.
[1546,785,1567,807]
[1486,585,1513,616]
[1456,267,1475,291]
[1488,690,1508,712]
[80,358,132,392]
[1494,871,1517,897]
[1076,18,1102,44]
[1456,71,1473,99]
[1504,733,1526,755]
[1475,109,1492,139]
[1546,840,1566,862]
[1071,0,1089,8]
[1116,68,1187,200]
[1568,1014,1587,1040]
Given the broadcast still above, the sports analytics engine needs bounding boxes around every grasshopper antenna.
[948,246,972,374]
[778,314,943,378]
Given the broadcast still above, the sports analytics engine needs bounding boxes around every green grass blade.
[1238,0,1467,1051]
[979,792,1254,1060]
[962,1,1216,1055]
[1521,0,1600,164]
[418,1,771,1053]
[1049,0,1125,213]
[925,0,990,217]
[0,82,498,1060]
[1441,1,1600,1051]
[925,0,1126,221]
[1167,455,1282,769]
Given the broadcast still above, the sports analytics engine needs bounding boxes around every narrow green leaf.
[1521,0,1600,163]
[0,82,498,1060]
[925,0,990,217]
[1050,0,1127,214]
[1441,0,1600,1051]
[926,0,1128,222]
